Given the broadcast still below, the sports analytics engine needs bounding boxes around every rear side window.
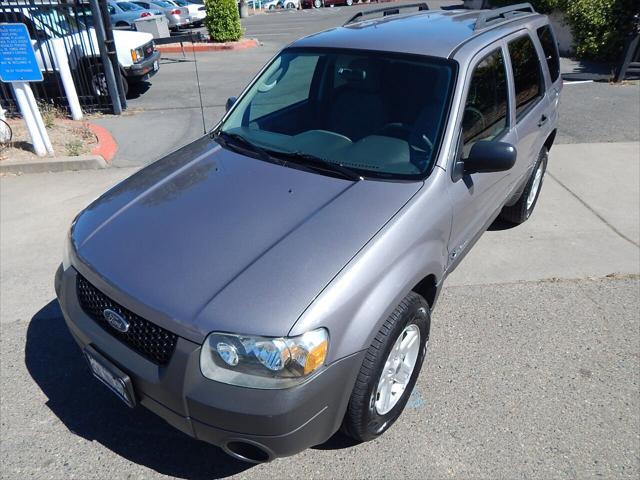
[461,48,509,156]
[508,35,544,120]
[536,25,560,82]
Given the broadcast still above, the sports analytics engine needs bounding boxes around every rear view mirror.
[226,96,237,112]
[464,141,516,174]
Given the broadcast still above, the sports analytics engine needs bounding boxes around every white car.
[167,0,205,26]
[1,6,160,97]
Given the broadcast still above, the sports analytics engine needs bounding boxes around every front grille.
[76,274,178,365]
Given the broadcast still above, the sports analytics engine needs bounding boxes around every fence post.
[88,0,122,115]
[51,40,83,120]
[98,0,127,110]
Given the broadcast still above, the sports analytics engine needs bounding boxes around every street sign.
[0,23,43,83]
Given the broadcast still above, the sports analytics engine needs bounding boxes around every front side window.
[461,48,509,157]
[508,34,544,120]
[219,48,455,180]
[536,25,560,82]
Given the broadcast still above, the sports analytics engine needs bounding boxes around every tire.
[346,0,353,5]
[341,292,430,442]
[314,0,322,7]
[115,21,129,28]
[81,60,128,99]
[499,146,548,225]
[285,2,295,7]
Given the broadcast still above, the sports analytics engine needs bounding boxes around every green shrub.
[204,0,243,43]
[489,0,637,62]
[565,0,637,61]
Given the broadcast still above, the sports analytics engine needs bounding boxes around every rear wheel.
[314,0,322,7]
[346,0,353,5]
[341,292,430,442]
[499,146,548,225]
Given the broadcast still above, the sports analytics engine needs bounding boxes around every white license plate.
[153,60,159,72]
[85,348,135,408]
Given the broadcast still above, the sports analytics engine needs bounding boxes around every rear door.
[446,41,517,270]
[503,30,552,184]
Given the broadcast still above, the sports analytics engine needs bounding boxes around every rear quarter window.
[536,25,560,82]
[508,34,544,121]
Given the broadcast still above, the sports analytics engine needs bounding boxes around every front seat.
[326,59,385,141]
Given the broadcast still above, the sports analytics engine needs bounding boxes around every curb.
[0,155,107,175]
[0,120,117,175]
[157,38,259,54]
[87,122,118,163]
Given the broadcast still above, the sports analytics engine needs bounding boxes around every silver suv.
[56,3,561,463]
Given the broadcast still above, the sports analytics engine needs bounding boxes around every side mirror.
[225,96,237,112]
[464,141,516,174]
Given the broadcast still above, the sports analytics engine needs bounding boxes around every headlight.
[130,47,144,63]
[200,328,328,389]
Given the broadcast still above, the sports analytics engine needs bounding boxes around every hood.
[112,29,153,48]
[72,136,421,342]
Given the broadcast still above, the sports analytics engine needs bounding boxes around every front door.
[446,41,517,271]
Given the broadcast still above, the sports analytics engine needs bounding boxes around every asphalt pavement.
[1,2,639,479]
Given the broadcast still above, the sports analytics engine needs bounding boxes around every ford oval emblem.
[103,309,130,333]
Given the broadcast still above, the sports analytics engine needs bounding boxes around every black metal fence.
[616,14,640,82]
[0,0,121,115]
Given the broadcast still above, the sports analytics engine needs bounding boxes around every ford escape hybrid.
[55,3,561,463]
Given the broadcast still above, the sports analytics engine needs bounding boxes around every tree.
[204,0,243,43]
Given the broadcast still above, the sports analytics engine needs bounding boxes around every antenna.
[191,35,207,135]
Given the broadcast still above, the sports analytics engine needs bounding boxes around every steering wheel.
[463,106,486,131]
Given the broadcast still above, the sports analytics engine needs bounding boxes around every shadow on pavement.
[562,59,616,82]
[25,300,252,480]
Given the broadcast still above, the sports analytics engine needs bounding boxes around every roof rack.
[343,3,429,26]
[474,3,536,31]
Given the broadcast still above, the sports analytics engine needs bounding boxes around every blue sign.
[0,23,43,83]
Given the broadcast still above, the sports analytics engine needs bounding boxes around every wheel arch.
[411,273,439,310]
[544,129,556,152]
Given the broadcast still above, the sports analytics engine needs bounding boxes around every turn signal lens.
[304,339,328,375]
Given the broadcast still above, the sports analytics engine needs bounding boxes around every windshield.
[218,48,455,180]
[31,9,88,36]
[118,2,143,11]
[152,1,174,7]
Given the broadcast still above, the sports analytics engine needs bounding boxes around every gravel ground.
[1,276,638,479]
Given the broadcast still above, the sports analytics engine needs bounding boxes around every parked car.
[106,0,158,28]
[57,3,561,463]
[166,0,205,26]
[262,0,279,9]
[132,0,190,30]
[301,0,353,8]
[0,5,160,97]
[278,0,299,8]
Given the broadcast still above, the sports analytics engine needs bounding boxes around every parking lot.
[1,2,639,479]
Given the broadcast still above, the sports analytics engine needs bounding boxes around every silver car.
[132,0,190,29]
[106,0,158,28]
[56,3,561,463]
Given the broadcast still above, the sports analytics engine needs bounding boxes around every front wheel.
[499,146,548,225]
[314,0,322,7]
[341,292,430,442]
[345,0,353,5]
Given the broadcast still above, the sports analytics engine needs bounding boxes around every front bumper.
[56,265,364,461]
[123,50,161,81]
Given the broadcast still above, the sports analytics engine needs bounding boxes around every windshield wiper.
[270,150,363,182]
[212,131,283,165]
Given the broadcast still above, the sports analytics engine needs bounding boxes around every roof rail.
[474,3,535,31]
[343,3,429,26]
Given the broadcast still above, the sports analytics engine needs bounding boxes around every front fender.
[289,169,451,363]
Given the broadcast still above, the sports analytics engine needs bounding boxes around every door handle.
[538,115,548,127]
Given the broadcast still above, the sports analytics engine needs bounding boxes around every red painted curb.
[157,38,259,54]
[87,123,117,164]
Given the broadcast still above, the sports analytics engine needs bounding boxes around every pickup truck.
[0,4,160,98]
